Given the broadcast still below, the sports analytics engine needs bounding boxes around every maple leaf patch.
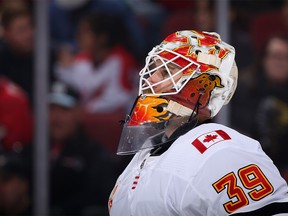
[192,130,231,153]
[203,134,218,143]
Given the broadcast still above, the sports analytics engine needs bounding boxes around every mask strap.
[120,95,141,124]
[188,94,202,122]
[167,100,194,116]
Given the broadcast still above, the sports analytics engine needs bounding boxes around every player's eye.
[160,68,169,78]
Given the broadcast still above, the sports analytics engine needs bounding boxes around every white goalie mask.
[117,30,238,155]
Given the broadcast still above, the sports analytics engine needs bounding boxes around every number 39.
[213,164,274,213]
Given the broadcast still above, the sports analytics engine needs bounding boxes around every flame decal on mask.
[159,30,231,74]
[129,97,172,126]
[163,31,189,44]
[193,30,220,47]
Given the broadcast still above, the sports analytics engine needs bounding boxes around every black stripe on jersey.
[231,202,288,216]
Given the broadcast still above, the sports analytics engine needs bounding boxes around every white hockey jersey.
[109,123,288,216]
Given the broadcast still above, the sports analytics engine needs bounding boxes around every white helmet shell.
[139,30,238,118]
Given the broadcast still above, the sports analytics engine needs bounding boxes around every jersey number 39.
[212,164,274,213]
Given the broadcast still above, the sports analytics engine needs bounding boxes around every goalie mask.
[117,30,238,155]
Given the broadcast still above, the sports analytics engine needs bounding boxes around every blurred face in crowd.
[77,20,96,54]
[263,37,288,83]
[0,176,29,214]
[77,18,107,55]
[49,104,80,142]
[194,0,215,32]
[3,14,34,54]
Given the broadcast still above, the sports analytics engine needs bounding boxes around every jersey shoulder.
[182,122,260,155]
[157,123,263,179]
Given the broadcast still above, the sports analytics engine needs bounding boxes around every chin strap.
[166,93,203,123]
[167,100,194,116]
[150,94,204,156]
[151,95,203,156]
[189,93,202,122]
[165,93,203,140]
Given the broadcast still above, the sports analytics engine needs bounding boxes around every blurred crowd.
[0,0,287,215]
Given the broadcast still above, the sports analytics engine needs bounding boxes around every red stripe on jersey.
[132,175,140,189]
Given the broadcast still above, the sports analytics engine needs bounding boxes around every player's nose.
[148,70,162,84]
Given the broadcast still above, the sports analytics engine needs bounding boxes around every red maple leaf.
[203,134,218,143]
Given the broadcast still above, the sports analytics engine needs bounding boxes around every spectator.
[0,76,33,152]
[160,0,255,71]
[0,1,55,104]
[49,0,145,60]
[54,12,139,153]
[249,0,288,55]
[55,11,138,114]
[126,0,168,56]
[254,36,288,179]
[231,35,288,180]
[48,81,117,215]
[0,2,34,103]
[0,150,33,216]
